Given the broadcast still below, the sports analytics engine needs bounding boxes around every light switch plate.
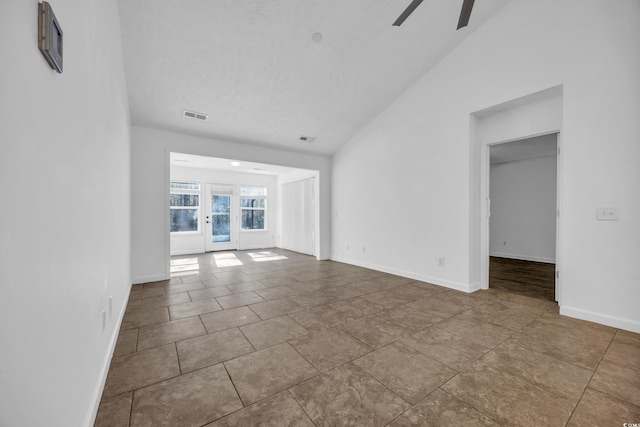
[597,207,620,221]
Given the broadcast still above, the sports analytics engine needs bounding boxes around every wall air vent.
[183,110,208,121]
[299,135,316,143]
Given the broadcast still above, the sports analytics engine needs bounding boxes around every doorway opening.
[168,152,319,260]
[488,134,558,301]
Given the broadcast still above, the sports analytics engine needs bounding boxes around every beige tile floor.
[96,249,640,426]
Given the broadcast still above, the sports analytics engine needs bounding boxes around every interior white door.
[205,184,237,252]
[282,177,315,255]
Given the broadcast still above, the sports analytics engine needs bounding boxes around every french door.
[204,184,237,251]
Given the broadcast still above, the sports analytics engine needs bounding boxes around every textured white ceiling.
[119,0,510,155]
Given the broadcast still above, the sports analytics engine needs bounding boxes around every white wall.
[490,155,557,263]
[282,178,316,255]
[332,0,640,332]
[170,166,278,255]
[0,1,131,426]
[277,169,319,251]
[132,126,331,284]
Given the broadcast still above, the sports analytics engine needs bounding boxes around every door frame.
[204,183,238,252]
[480,130,562,303]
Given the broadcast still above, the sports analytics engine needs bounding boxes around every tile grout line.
[237,323,259,353]
[337,320,385,349]
[173,342,184,376]
[286,388,319,426]
[563,329,618,426]
[430,302,613,403]
[358,340,459,398]
[221,361,247,407]
[438,387,504,426]
[504,316,618,373]
[506,339,596,372]
[128,389,134,427]
[105,358,184,405]
[437,359,513,426]
[403,327,493,372]
[425,312,518,351]
[245,303,265,321]
[196,315,207,337]
[347,360,415,412]
[285,337,323,377]
[133,328,139,353]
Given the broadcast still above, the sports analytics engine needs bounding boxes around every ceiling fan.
[393,0,476,29]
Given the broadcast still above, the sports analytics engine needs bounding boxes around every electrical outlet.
[438,257,445,266]
[362,246,366,253]
[346,243,350,250]
[503,241,507,246]
[597,207,620,221]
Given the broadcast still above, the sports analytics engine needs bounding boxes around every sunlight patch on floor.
[169,257,200,273]
[214,252,244,267]
[247,251,288,262]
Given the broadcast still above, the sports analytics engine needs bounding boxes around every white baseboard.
[132,273,170,285]
[170,249,205,256]
[560,305,640,333]
[331,256,478,294]
[468,281,482,292]
[490,252,555,264]
[238,244,277,251]
[278,246,314,257]
[85,283,131,427]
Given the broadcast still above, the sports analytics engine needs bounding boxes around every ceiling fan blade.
[456,0,475,30]
[393,0,424,26]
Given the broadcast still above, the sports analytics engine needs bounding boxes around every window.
[240,186,266,230]
[211,194,231,242]
[170,181,200,232]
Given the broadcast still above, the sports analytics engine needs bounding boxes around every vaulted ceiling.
[119,0,510,155]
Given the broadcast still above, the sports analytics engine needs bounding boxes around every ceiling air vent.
[299,135,316,143]
[183,110,208,121]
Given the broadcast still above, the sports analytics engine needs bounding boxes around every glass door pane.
[211,194,231,243]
